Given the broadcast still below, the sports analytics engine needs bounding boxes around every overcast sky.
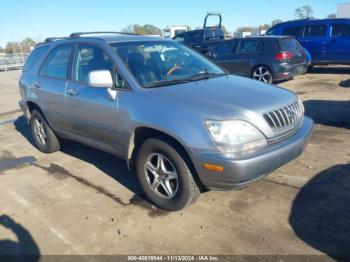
[0,0,346,47]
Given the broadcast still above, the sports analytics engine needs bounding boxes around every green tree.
[295,5,314,19]
[142,24,162,35]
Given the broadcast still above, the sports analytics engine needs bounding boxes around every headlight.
[206,120,267,154]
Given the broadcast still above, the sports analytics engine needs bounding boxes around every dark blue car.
[266,19,350,65]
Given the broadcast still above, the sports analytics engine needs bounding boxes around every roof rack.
[69,31,139,38]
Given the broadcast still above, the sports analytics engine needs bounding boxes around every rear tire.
[30,110,60,153]
[135,137,200,211]
[252,66,273,84]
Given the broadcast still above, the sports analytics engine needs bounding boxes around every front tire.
[135,138,200,211]
[30,110,60,153]
[252,66,273,84]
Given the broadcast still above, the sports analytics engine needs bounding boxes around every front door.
[65,43,122,154]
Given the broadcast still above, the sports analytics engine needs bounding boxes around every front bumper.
[189,117,313,190]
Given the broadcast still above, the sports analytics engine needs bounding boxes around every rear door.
[35,44,74,131]
[326,23,350,63]
[64,43,124,154]
[230,38,263,76]
[299,24,328,62]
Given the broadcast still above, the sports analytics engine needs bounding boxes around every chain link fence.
[0,53,29,71]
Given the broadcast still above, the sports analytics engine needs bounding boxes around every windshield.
[111,41,225,87]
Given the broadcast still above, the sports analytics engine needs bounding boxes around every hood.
[151,75,297,118]
[150,75,298,138]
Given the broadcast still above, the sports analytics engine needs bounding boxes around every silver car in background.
[19,32,313,211]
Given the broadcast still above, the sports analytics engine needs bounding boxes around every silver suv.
[19,32,313,211]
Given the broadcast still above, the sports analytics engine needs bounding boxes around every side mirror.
[88,70,113,89]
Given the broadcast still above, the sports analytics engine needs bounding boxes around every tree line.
[0,37,36,54]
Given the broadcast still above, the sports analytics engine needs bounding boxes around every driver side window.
[72,44,113,83]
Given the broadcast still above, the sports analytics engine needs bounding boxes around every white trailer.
[337,2,350,18]
[163,26,188,38]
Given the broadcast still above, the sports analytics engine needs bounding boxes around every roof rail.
[44,37,69,42]
[69,31,139,38]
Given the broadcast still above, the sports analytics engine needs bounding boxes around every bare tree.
[295,5,314,19]
[271,19,283,26]
[327,14,336,19]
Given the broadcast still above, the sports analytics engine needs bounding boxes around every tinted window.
[213,41,237,54]
[203,28,224,41]
[187,32,202,43]
[279,38,301,51]
[23,45,49,72]
[236,39,262,54]
[304,25,327,37]
[40,45,73,79]
[282,26,302,38]
[332,24,350,37]
[72,44,113,83]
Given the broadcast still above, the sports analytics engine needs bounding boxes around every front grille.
[264,101,303,130]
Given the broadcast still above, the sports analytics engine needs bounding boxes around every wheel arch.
[127,126,204,190]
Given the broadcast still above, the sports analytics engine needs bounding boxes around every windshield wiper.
[145,78,194,88]
[188,70,227,81]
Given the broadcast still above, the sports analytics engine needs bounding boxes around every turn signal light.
[203,163,224,172]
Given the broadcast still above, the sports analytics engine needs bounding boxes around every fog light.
[203,163,224,172]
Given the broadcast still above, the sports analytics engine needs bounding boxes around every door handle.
[67,88,80,96]
[33,83,42,88]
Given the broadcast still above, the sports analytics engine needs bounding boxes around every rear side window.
[40,45,73,79]
[204,28,224,41]
[282,26,302,38]
[332,24,350,37]
[236,39,262,54]
[213,41,237,54]
[23,45,49,72]
[72,44,113,83]
[279,38,301,51]
[304,25,327,37]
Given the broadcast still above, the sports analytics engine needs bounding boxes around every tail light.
[275,51,294,61]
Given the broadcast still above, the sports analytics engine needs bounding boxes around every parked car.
[19,32,313,211]
[173,13,225,53]
[206,36,308,83]
[266,18,350,65]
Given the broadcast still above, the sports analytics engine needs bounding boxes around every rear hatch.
[278,37,306,65]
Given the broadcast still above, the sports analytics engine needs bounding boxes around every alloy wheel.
[33,118,47,145]
[144,153,179,199]
[252,66,272,83]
